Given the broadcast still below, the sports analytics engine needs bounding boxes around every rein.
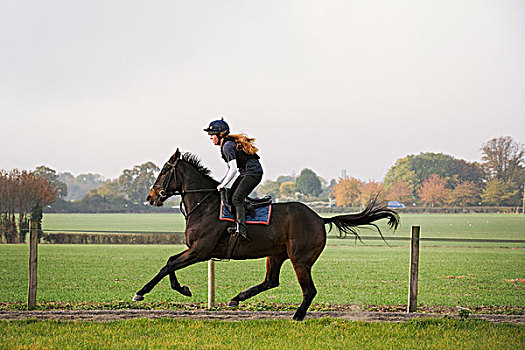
[154,159,217,220]
[179,190,215,219]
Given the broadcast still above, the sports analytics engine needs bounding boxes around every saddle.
[220,189,272,217]
[220,189,272,260]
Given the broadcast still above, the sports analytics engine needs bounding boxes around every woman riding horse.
[138,149,399,321]
[204,118,263,239]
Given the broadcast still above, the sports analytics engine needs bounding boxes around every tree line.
[257,136,525,209]
[1,135,523,243]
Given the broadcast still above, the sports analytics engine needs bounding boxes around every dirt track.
[1,309,523,324]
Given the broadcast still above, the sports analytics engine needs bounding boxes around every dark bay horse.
[133,149,399,321]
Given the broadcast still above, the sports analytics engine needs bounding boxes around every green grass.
[0,318,523,349]
[42,213,187,233]
[42,213,525,247]
[1,244,523,308]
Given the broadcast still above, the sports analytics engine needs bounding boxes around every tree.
[481,136,525,184]
[276,175,295,183]
[360,181,385,206]
[34,165,67,199]
[386,180,414,203]
[60,172,106,200]
[332,177,363,207]
[0,169,57,243]
[481,178,520,206]
[118,162,159,204]
[417,174,449,207]
[447,181,481,206]
[279,182,296,198]
[295,168,322,197]
[257,180,281,198]
[384,153,483,194]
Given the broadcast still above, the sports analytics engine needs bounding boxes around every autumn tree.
[279,182,296,199]
[481,178,520,206]
[479,136,524,206]
[447,181,481,206]
[384,152,483,193]
[386,180,414,203]
[34,165,67,199]
[0,169,57,243]
[332,177,363,207]
[257,180,281,198]
[481,136,525,183]
[360,181,385,206]
[417,174,449,207]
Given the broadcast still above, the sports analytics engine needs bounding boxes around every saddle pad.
[219,202,272,225]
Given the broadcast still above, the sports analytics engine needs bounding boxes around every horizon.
[18,144,504,184]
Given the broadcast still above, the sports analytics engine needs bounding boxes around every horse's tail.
[322,197,400,241]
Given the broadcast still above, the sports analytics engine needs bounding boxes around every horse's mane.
[181,152,218,184]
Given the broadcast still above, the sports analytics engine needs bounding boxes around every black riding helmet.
[203,118,230,136]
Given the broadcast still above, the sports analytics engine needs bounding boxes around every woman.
[204,118,263,238]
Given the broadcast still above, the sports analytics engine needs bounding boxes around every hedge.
[42,232,185,245]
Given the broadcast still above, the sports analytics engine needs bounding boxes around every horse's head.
[147,149,182,206]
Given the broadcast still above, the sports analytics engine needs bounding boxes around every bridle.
[152,159,216,219]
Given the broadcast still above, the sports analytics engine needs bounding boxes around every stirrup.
[227,225,248,240]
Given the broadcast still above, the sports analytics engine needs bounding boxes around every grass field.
[1,244,523,308]
[41,212,525,247]
[3,213,524,349]
[1,318,523,349]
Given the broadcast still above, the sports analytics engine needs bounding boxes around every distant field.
[43,213,187,233]
[42,212,525,246]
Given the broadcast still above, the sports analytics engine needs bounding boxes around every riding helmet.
[203,118,230,136]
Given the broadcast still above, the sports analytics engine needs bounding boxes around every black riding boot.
[228,205,248,239]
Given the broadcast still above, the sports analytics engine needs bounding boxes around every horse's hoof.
[181,286,192,297]
[227,300,239,308]
[132,294,144,302]
[293,312,306,321]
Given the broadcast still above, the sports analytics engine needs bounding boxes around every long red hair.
[226,133,259,154]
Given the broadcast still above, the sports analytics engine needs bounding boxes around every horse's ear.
[174,148,181,160]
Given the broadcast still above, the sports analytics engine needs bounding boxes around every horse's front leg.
[133,248,203,301]
[169,271,192,297]
[165,252,192,296]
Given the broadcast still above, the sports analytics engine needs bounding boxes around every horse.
[133,149,399,321]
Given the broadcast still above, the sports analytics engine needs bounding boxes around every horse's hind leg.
[291,263,317,321]
[228,253,288,307]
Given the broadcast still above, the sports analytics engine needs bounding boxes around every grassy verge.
[0,318,523,349]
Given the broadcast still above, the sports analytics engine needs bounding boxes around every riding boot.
[236,205,248,239]
[228,205,248,239]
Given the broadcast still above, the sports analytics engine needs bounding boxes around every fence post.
[407,226,420,313]
[28,220,39,310]
[208,259,215,309]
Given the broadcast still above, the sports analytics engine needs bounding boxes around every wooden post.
[208,259,215,309]
[407,226,420,313]
[27,220,39,310]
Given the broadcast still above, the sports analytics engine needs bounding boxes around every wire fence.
[40,229,525,245]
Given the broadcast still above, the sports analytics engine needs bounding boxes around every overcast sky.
[1,0,524,183]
